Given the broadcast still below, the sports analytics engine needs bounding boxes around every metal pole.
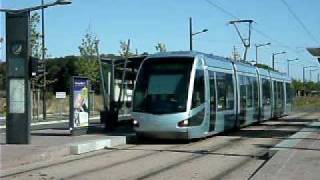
[287,60,290,76]
[303,67,305,84]
[97,42,107,109]
[37,89,40,120]
[41,0,47,120]
[189,17,192,51]
[303,67,306,96]
[60,99,62,120]
[272,53,275,70]
[309,69,312,82]
[255,45,258,64]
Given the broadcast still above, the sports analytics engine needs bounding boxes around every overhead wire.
[280,0,320,46]
[203,0,320,67]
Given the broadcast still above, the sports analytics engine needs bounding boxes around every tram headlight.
[178,119,189,127]
[133,119,139,127]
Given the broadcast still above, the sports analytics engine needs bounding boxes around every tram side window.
[247,76,253,108]
[273,81,278,106]
[192,70,205,108]
[286,83,292,104]
[278,81,284,104]
[239,75,247,109]
[216,72,234,111]
[252,77,259,107]
[262,79,271,105]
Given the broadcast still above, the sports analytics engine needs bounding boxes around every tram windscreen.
[133,57,194,114]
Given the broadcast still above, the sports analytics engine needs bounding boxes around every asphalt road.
[3,112,318,180]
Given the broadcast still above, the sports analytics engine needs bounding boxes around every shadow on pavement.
[255,144,320,151]
[218,129,297,139]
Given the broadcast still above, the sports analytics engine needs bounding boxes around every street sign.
[56,92,66,99]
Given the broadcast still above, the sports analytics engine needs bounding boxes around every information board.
[56,92,66,99]
[70,77,90,132]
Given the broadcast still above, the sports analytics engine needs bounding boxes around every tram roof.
[269,70,290,81]
[257,68,270,77]
[145,51,291,81]
[233,61,257,75]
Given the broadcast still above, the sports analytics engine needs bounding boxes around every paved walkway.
[1,112,319,180]
[0,123,134,172]
[252,113,320,180]
[0,132,108,170]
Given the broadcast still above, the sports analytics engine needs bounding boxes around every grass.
[293,96,320,112]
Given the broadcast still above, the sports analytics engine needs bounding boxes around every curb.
[70,136,128,155]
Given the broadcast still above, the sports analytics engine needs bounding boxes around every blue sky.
[1,0,320,81]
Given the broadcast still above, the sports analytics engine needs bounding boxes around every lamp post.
[272,51,286,70]
[255,42,270,64]
[303,66,317,83]
[41,0,72,120]
[0,37,3,61]
[1,0,72,121]
[0,0,71,13]
[309,69,319,82]
[189,17,208,51]
[287,58,299,76]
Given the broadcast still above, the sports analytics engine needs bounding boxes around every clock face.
[11,43,23,56]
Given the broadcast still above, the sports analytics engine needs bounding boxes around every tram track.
[61,137,243,179]
[3,113,313,179]
[125,138,269,180]
[0,144,137,178]
[1,135,229,179]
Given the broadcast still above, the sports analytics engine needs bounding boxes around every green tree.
[292,80,304,91]
[76,31,100,91]
[255,63,274,71]
[119,40,134,57]
[30,12,43,58]
[0,62,5,91]
[29,12,55,90]
[155,42,167,52]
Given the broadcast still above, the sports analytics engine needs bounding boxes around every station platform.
[0,123,135,173]
[252,114,320,180]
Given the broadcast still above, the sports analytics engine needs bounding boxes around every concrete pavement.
[251,118,320,180]
[0,112,319,180]
[0,121,135,176]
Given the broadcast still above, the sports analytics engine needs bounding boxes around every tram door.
[279,82,285,115]
[208,71,216,132]
[261,78,272,120]
[273,81,284,117]
[284,83,293,114]
[215,72,235,132]
[239,75,247,125]
[238,75,256,125]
